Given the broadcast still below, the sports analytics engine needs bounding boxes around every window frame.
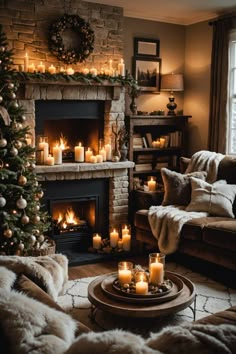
[227,29,236,155]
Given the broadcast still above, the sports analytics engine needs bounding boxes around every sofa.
[0,254,236,354]
[134,151,236,281]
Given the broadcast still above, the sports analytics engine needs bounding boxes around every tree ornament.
[37,191,44,199]
[15,140,22,149]
[16,195,27,209]
[21,213,29,224]
[18,123,23,129]
[11,101,19,109]
[0,95,3,103]
[0,195,6,207]
[0,46,5,52]
[35,204,40,211]
[29,235,36,245]
[0,138,7,147]
[10,147,18,156]
[33,229,40,236]
[9,92,16,100]
[21,115,26,122]
[33,215,40,224]
[8,83,14,89]
[38,234,45,242]
[18,175,27,185]
[31,163,36,169]
[18,243,24,251]
[4,228,13,238]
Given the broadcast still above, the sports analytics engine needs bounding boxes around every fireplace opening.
[35,100,105,160]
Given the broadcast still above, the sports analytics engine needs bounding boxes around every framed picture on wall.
[134,38,160,57]
[133,56,161,92]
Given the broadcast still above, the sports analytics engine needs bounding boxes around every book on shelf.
[136,154,153,163]
[145,132,153,147]
[134,163,152,171]
[142,136,148,148]
[169,131,182,147]
[133,134,144,148]
[155,161,169,170]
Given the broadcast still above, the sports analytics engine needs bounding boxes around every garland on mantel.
[15,71,138,89]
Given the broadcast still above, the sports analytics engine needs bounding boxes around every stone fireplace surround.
[18,79,134,236]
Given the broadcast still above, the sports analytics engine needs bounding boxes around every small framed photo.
[134,38,160,57]
[133,56,161,92]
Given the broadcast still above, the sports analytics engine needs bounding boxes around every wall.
[184,21,213,155]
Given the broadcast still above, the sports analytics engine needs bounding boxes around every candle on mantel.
[83,68,89,75]
[24,53,29,72]
[90,67,97,76]
[110,228,119,248]
[38,137,49,164]
[45,154,54,166]
[96,154,103,163]
[67,67,74,75]
[136,274,148,295]
[149,258,164,284]
[48,64,56,74]
[74,143,84,162]
[118,58,125,77]
[99,148,106,162]
[28,63,35,73]
[90,155,97,163]
[93,233,101,250]
[148,177,156,192]
[105,143,112,161]
[122,233,131,251]
[53,145,62,165]
[37,61,45,73]
[85,147,93,162]
[118,262,133,286]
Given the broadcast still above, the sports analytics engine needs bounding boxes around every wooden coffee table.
[88,271,196,320]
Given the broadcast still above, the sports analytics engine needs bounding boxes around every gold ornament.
[38,234,45,242]
[0,138,7,148]
[18,243,25,250]
[37,191,44,199]
[4,229,13,238]
[33,229,40,236]
[15,140,22,149]
[33,215,40,224]
[18,175,27,186]
[21,214,29,224]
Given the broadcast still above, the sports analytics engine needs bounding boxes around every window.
[227,30,236,154]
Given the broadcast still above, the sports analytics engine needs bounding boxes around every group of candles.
[92,224,131,252]
[152,137,166,148]
[75,143,112,164]
[118,253,165,295]
[23,53,125,77]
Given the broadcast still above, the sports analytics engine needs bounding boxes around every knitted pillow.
[161,168,207,206]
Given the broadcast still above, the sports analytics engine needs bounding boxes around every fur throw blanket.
[148,205,207,254]
[0,254,68,300]
[185,150,224,183]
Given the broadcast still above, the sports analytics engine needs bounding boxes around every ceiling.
[88,0,236,25]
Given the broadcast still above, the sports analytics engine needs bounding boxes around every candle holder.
[149,253,165,285]
[118,261,133,285]
[134,270,149,283]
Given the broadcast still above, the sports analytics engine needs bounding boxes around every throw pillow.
[186,177,236,218]
[161,168,207,206]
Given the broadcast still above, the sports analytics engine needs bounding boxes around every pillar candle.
[118,262,132,285]
[28,63,35,73]
[109,59,113,70]
[90,155,97,163]
[45,154,54,166]
[110,228,119,248]
[136,276,148,295]
[160,137,166,148]
[93,233,101,250]
[105,144,112,161]
[149,261,164,284]
[67,67,74,75]
[38,140,49,164]
[83,68,89,75]
[24,53,29,72]
[117,239,123,249]
[53,146,62,165]
[37,61,45,73]
[90,67,97,76]
[96,154,103,163]
[99,148,106,161]
[148,177,156,191]
[85,148,93,162]
[74,143,84,162]
[48,64,56,74]
[122,233,131,251]
[122,225,129,236]
[118,58,125,77]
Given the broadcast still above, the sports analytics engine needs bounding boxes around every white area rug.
[57,262,236,336]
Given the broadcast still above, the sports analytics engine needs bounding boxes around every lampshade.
[161,73,184,92]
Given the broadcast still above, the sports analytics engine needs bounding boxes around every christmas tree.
[0,24,50,255]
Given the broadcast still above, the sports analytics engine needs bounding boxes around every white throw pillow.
[186,177,236,218]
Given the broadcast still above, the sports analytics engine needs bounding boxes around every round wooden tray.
[101,271,184,304]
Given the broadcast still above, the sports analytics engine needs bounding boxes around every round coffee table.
[88,271,196,320]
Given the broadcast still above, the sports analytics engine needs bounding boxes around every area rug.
[57,262,236,337]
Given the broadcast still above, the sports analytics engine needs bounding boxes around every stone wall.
[0,0,124,72]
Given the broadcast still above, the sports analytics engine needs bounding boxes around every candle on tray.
[37,61,45,73]
[74,143,84,162]
[105,143,112,161]
[136,274,148,295]
[148,177,156,192]
[93,233,101,250]
[45,154,54,166]
[85,147,93,162]
[149,253,165,284]
[122,233,131,251]
[118,261,133,286]
[118,58,125,77]
[53,145,62,165]
[24,53,29,72]
[110,228,119,248]
[48,64,56,74]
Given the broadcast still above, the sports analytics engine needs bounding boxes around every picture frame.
[133,56,161,92]
[134,37,160,57]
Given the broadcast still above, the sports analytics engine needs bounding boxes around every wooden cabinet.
[126,115,191,192]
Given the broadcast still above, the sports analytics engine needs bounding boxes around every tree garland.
[48,14,94,64]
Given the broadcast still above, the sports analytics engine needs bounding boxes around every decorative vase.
[130,96,137,115]
[119,143,128,161]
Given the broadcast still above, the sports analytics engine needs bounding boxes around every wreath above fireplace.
[48,14,95,64]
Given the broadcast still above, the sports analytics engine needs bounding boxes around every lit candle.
[85,148,93,162]
[28,63,35,73]
[24,53,29,72]
[148,177,156,192]
[60,67,66,73]
[149,259,164,284]
[109,59,113,70]
[105,143,112,161]
[110,228,119,248]
[66,67,74,75]
[160,137,166,148]
[118,262,132,286]
[45,154,54,166]
[90,67,97,76]
[96,154,103,163]
[118,58,125,77]
[53,145,62,165]
[99,148,106,162]
[122,225,129,236]
[90,155,97,163]
[136,274,148,295]
[48,64,56,74]
[83,68,89,75]
[74,143,84,162]
[37,61,45,73]
[38,138,49,164]
[117,239,123,249]
[93,233,101,250]
[122,233,131,251]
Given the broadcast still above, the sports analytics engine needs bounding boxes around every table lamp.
[161,73,184,115]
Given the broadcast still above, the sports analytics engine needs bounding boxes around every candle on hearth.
[148,177,156,192]
[118,58,125,77]
[74,143,84,162]
[53,145,62,165]
[149,253,165,284]
[93,233,101,250]
[96,154,103,163]
[99,148,106,162]
[90,155,97,163]
[85,148,93,162]
[136,274,148,295]
[67,67,74,75]
[48,64,56,74]
[37,61,45,73]
[118,261,133,286]
[45,154,54,166]
[24,52,29,72]
[105,143,112,161]
[122,224,130,236]
[28,63,35,73]
[122,233,131,251]
[110,228,119,248]
[38,137,49,164]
